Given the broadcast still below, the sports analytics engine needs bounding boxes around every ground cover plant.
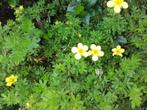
[0,0,147,110]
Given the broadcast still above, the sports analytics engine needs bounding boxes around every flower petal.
[75,54,81,60]
[92,56,98,61]
[118,53,123,57]
[121,48,125,53]
[114,6,121,13]
[5,77,9,82]
[84,45,88,51]
[6,83,12,87]
[90,44,96,49]
[88,51,92,56]
[100,51,104,56]
[78,43,83,48]
[112,48,116,52]
[112,53,116,56]
[71,47,77,53]
[83,52,89,57]
[96,46,101,50]
[107,1,114,7]
[117,45,121,49]
[122,2,128,9]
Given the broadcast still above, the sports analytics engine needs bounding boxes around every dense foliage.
[0,0,146,110]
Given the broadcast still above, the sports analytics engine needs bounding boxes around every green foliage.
[67,0,104,24]
[128,8,147,49]
[0,0,146,110]
[129,86,142,109]
[8,0,19,7]
[99,15,127,36]
[0,19,41,72]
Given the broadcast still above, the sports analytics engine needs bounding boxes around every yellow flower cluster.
[15,5,24,17]
[72,44,125,61]
[5,75,18,87]
[107,0,128,13]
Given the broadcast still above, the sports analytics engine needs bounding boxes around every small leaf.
[75,4,85,15]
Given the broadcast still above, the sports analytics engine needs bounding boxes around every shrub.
[0,0,146,110]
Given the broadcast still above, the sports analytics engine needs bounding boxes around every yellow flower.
[107,0,128,13]
[71,43,89,60]
[88,44,104,61]
[5,75,18,87]
[112,45,125,57]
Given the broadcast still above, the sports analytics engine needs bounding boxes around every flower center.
[114,0,124,6]
[78,48,85,55]
[9,78,16,83]
[91,49,100,56]
[115,49,122,54]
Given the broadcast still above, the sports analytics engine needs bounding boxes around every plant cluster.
[0,0,146,110]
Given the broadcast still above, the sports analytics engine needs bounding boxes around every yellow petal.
[120,48,125,53]
[112,48,116,52]
[118,53,123,57]
[5,77,10,82]
[107,1,114,7]
[116,45,121,49]
[112,53,116,56]
[13,77,17,82]
[6,82,12,87]
[114,6,121,13]
[122,2,128,9]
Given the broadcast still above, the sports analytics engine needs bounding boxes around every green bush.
[0,0,146,110]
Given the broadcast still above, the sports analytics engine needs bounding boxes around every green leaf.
[129,86,142,109]
[75,4,85,15]
[120,55,141,73]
